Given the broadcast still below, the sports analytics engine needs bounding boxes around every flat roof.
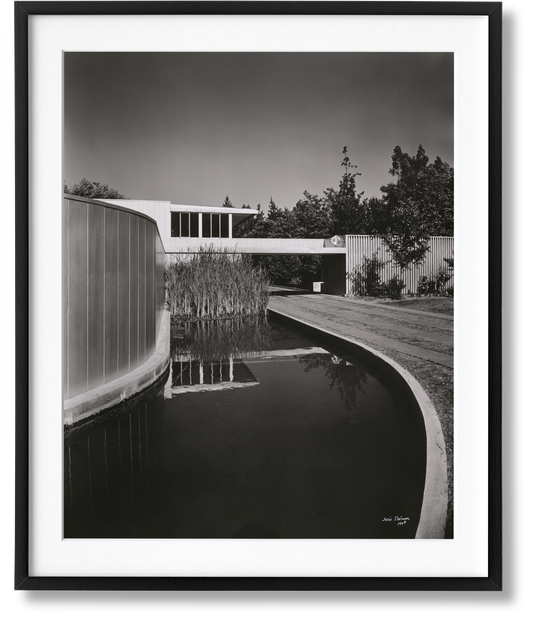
[171,203,260,215]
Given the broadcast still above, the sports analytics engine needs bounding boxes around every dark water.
[64,317,426,539]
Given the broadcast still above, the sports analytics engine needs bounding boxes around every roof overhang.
[170,203,259,215]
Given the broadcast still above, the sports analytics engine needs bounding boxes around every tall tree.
[221,195,234,208]
[379,145,454,269]
[323,146,366,235]
[266,199,294,238]
[64,178,125,199]
[265,198,281,223]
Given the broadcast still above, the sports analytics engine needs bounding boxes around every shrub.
[443,255,454,270]
[434,266,452,294]
[417,275,430,295]
[347,252,387,296]
[417,264,453,296]
[383,276,405,299]
[165,246,270,320]
[446,286,454,297]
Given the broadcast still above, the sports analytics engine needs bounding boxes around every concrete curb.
[64,310,171,426]
[268,307,449,539]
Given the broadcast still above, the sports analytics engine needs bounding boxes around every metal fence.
[64,196,166,400]
[345,235,454,295]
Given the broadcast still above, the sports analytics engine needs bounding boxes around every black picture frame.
[15,1,502,591]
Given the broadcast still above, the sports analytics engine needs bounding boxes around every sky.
[64,52,453,212]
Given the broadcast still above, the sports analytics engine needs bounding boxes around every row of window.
[171,212,230,238]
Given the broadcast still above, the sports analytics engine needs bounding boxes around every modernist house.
[102,199,260,252]
[100,198,349,293]
[100,198,453,296]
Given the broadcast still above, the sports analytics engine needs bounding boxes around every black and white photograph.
[63,51,454,541]
[7,0,512,602]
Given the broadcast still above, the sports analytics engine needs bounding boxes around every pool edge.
[268,307,449,540]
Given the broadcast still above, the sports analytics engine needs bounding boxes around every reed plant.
[165,246,270,320]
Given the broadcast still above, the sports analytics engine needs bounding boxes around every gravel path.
[269,294,453,368]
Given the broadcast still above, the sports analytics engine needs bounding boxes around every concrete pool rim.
[268,307,449,540]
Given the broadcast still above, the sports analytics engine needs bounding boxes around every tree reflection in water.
[299,353,368,423]
[172,317,369,422]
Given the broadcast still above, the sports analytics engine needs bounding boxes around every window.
[171,212,180,237]
[221,213,229,238]
[212,213,220,237]
[190,213,199,237]
[200,213,230,238]
[180,212,189,237]
[202,213,211,238]
[171,212,199,237]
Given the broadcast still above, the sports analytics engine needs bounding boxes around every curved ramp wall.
[63,196,166,401]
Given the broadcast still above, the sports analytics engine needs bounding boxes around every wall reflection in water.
[167,318,271,396]
[65,394,163,538]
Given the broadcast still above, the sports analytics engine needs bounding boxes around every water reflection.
[168,317,369,416]
[171,317,273,361]
[168,318,270,396]
[300,354,368,422]
[168,358,259,395]
[65,394,163,538]
[65,316,425,539]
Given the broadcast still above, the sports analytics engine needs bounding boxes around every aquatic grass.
[165,246,270,320]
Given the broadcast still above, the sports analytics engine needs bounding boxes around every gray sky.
[64,52,453,211]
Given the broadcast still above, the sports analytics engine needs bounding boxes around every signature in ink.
[382,516,410,526]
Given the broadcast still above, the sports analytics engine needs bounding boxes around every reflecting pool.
[64,317,426,538]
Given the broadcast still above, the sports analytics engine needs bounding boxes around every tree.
[291,191,331,239]
[266,198,295,238]
[266,197,282,220]
[221,195,234,208]
[322,146,366,235]
[233,146,367,285]
[359,196,388,236]
[64,178,125,199]
[234,197,321,285]
[379,145,453,269]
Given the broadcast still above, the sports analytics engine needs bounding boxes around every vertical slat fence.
[345,235,454,295]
